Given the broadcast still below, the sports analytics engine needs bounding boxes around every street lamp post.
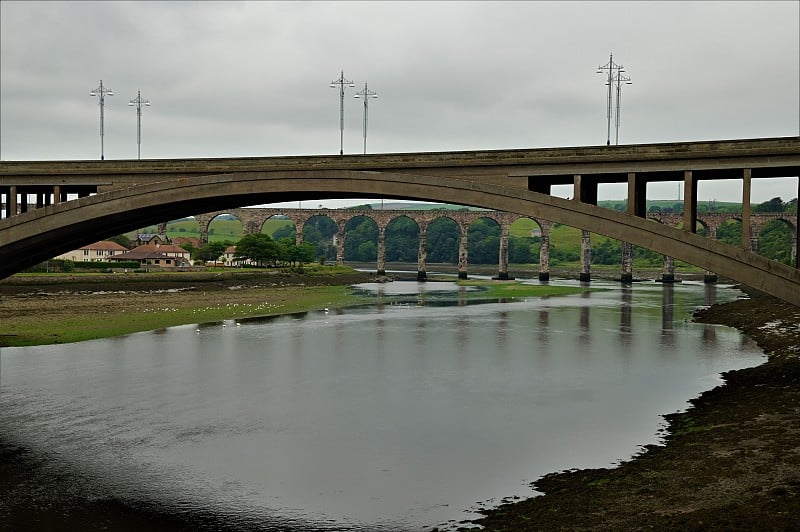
[329,70,354,155]
[354,82,378,154]
[90,80,113,160]
[128,90,150,160]
[596,54,623,146]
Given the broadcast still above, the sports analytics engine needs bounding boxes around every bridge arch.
[1,170,798,306]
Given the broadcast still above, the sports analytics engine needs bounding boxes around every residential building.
[54,241,129,262]
[108,243,191,268]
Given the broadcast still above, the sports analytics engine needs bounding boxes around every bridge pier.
[377,226,386,276]
[661,255,676,283]
[335,221,346,266]
[458,231,469,280]
[621,242,633,283]
[493,223,513,280]
[579,230,591,282]
[417,229,427,281]
[538,221,550,282]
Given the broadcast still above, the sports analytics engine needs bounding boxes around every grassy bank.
[0,270,592,347]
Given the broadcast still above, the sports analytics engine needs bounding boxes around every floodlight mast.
[354,83,378,154]
[596,54,623,146]
[329,70,355,155]
[128,90,150,160]
[90,80,113,160]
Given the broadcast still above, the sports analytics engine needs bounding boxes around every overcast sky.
[1,1,798,205]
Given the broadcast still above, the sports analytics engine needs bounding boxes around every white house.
[54,241,129,262]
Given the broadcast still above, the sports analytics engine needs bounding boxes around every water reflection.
[619,286,633,352]
[579,291,591,346]
[661,284,675,348]
[537,308,550,352]
[0,280,766,532]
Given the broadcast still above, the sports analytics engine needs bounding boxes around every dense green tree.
[344,216,378,261]
[194,241,230,263]
[592,238,621,265]
[753,197,785,213]
[467,219,500,264]
[758,220,793,264]
[426,218,460,263]
[235,234,279,266]
[716,220,742,247]
[272,224,296,241]
[108,234,132,249]
[509,236,537,264]
[385,217,419,262]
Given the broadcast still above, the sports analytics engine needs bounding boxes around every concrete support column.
[199,229,209,245]
[683,170,697,234]
[538,221,550,282]
[662,255,676,283]
[741,169,752,250]
[495,223,511,280]
[8,186,17,217]
[627,172,647,217]
[457,229,469,280]
[417,229,427,281]
[377,226,386,276]
[53,186,61,205]
[20,191,28,213]
[36,193,45,208]
[295,229,303,246]
[620,242,633,283]
[579,230,591,282]
[574,174,598,205]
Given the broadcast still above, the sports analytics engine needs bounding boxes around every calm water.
[0,280,765,531]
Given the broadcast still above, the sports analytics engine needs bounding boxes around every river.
[0,279,766,531]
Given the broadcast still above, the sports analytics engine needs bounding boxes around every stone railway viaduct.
[189,207,797,283]
[1,137,799,305]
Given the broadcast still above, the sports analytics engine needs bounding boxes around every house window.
[166,259,172,265]
[83,249,89,256]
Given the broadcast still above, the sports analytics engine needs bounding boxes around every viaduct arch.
[2,170,799,306]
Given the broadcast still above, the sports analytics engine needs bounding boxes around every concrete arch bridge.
[1,137,799,305]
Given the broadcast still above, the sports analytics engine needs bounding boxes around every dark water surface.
[0,280,765,530]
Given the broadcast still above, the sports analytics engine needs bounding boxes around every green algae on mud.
[1,272,592,348]
[456,279,591,299]
[0,284,369,347]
